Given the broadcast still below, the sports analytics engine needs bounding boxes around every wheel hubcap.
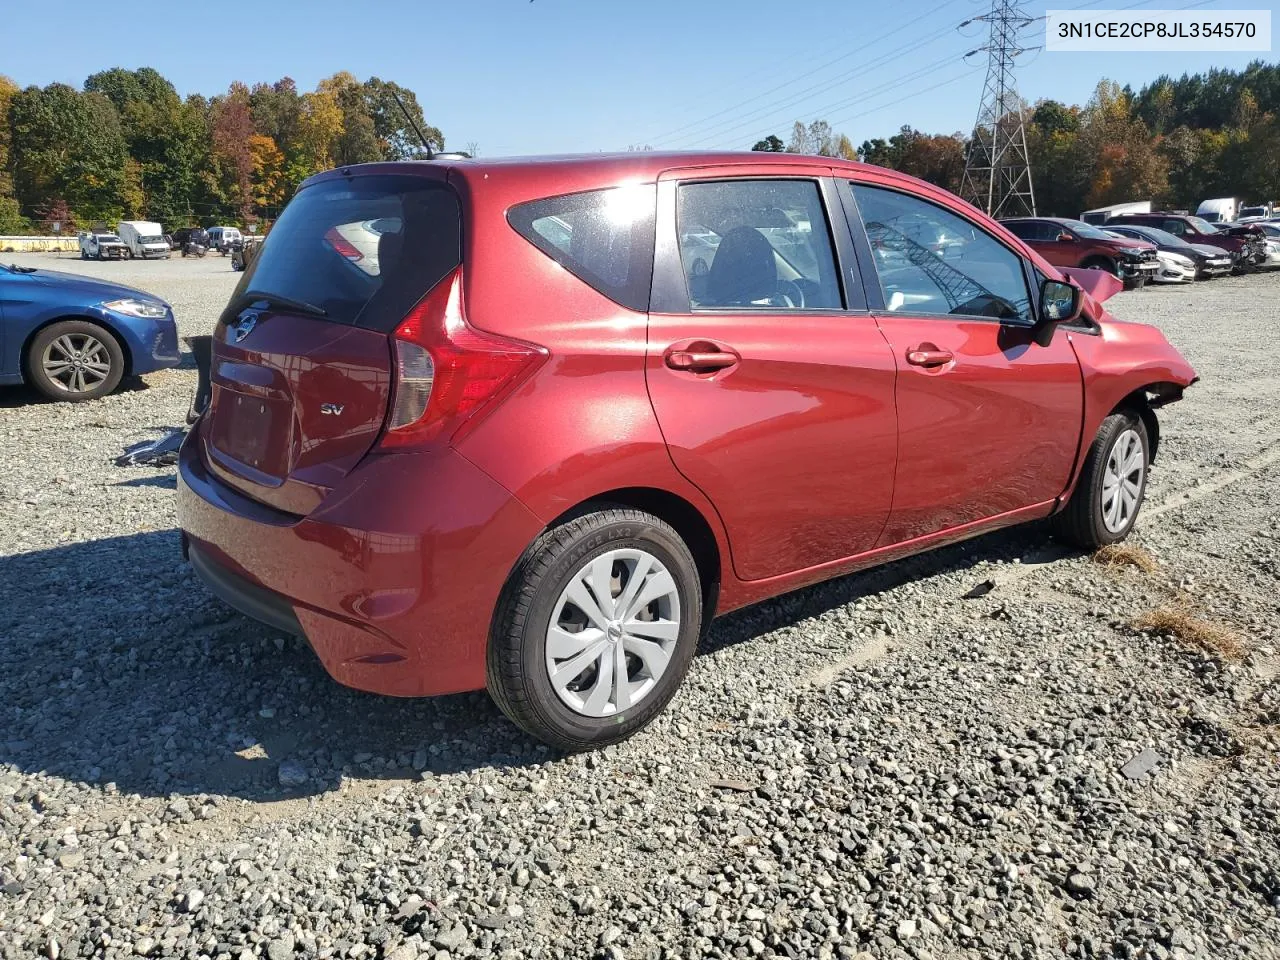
[545,548,681,718]
[1101,428,1145,533]
[42,334,110,394]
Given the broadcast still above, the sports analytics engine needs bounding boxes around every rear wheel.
[488,508,703,752]
[1052,410,1149,548]
[1082,256,1118,277]
[26,320,125,402]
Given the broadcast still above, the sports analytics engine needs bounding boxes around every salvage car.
[0,261,180,400]
[78,230,129,261]
[177,153,1196,751]
[999,217,1159,289]
[1106,213,1266,272]
[1102,224,1234,279]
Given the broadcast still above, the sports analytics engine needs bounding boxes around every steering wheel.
[773,279,807,309]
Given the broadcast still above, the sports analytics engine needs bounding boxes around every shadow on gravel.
[0,522,1062,803]
[0,531,545,803]
[0,376,154,408]
[701,522,1060,656]
[113,475,178,489]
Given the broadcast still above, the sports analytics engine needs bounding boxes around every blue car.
[0,262,180,401]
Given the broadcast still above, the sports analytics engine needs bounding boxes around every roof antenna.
[391,89,433,159]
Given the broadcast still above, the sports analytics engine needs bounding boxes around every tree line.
[0,68,444,234]
[752,60,1280,217]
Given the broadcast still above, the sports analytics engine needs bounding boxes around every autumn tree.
[211,83,256,221]
[751,134,785,152]
[248,134,287,216]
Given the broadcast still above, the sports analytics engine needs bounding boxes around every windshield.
[1061,220,1113,240]
[1123,226,1183,246]
[1188,217,1219,233]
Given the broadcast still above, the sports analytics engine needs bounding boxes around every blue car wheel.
[26,319,125,402]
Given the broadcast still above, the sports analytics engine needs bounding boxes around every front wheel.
[26,320,125,402]
[1052,410,1149,548]
[488,508,703,752]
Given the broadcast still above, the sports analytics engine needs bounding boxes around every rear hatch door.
[200,171,462,515]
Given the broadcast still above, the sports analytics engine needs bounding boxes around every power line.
[648,0,966,144]
[670,28,972,149]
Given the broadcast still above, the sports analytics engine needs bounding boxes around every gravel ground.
[1,252,1278,960]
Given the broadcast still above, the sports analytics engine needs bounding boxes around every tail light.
[324,227,364,265]
[380,268,547,449]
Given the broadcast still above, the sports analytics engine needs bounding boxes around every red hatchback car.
[177,153,1196,750]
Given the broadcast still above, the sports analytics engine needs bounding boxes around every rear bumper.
[187,538,302,636]
[177,428,544,697]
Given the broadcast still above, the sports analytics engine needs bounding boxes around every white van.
[1080,200,1151,225]
[207,226,242,255]
[118,221,170,259]
[1195,198,1238,223]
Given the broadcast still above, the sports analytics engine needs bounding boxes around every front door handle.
[905,345,954,368]
[665,343,740,373]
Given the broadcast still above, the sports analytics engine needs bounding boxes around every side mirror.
[1040,278,1082,323]
[1057,232,1075,242]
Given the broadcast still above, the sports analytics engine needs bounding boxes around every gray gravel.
[1,252,1278,959]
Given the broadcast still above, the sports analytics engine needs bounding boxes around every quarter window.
[676,179,843,310]
[852,184,1032,322]
[508,185,657,312]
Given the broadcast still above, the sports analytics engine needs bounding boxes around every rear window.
[508,185,656,312]
[223,174,461,332]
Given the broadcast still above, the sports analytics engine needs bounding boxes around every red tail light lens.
[380,268,547,449]
[323,227,364,264]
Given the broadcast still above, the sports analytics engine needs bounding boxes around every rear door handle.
[665,344,740,373]
[905,346,954,368]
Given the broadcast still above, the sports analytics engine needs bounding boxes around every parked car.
[0,261,179,401]
[229,236,264,272]
[78,230,128,261]
[1106,213,1267,271]
[176,153,1196,751]
[1237,203,1273,221]
[117,221,171,260]
[207,226,242,255]
[1102,224,1234,279]
[1000,217,1159,289]
[173,227,211,257]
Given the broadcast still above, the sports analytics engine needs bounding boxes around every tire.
[488,508,703,752]
[1052,410,1150,549]
[25,320,125,402]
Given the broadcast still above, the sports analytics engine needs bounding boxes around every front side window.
[508,185,656,312]
[676,179,842,310]
[853,184,1032,322]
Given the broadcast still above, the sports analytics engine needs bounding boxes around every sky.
[4,0,1276,156]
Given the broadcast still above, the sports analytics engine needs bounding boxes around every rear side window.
[508,185,656,312]
[224,175,462,332]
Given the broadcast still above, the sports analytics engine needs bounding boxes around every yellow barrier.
[0,236,81,252]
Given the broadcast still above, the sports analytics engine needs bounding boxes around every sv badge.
[320,402,345,416]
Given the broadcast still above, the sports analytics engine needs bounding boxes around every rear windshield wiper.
[239,291,328,319]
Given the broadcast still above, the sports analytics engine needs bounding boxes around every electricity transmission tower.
[960,0,1036,218]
